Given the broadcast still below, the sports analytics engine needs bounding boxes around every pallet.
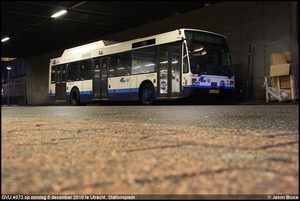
[264,75,298,103]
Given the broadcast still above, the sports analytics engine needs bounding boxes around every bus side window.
[80,65,85,80]
[108,56,117,77]
[67,61,79,81]
[109,53,130,77]
[132,47,156,74]
[80,59,92,80]
[123,62,130,75]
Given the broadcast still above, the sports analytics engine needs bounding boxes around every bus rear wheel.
[70,88,80,106]
[140,83,154,105]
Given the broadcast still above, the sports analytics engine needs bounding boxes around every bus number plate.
[209,89,219,94]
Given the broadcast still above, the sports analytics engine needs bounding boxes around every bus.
[49,28,235,105]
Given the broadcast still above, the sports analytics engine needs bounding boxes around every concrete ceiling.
[1,1,220,59]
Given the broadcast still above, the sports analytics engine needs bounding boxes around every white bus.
[49,28,235,105]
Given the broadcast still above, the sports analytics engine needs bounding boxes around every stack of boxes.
[264,51,298,103]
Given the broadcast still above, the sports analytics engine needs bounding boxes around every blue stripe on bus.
[183,85,234,90]
[108,88,139,101]
[108,88,130,94]
[66,91,93,103]
[81,91,92,95]
[49,94,56,101]
[108,88,141,94]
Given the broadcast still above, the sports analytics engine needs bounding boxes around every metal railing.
[1,82,27,105]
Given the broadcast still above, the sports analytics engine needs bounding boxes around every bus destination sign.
[185,31,224,45]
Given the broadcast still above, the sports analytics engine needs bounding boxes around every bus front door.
[94,58,108,100]
[55,65,66,101]
[158,43,181,98]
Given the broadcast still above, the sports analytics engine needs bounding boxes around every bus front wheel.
[140,83,154,105]
[70,88,80,106]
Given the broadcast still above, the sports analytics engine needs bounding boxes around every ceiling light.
[51,10,67,18]
[1,37,10,42]
[1,57,15,62]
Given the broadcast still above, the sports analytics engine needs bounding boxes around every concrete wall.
[26,1,298,105]
[26,49,63,105]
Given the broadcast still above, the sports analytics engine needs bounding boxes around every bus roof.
[50,28,226,65]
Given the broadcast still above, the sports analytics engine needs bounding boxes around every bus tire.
[140,83,154,105]
[70,88,80,106]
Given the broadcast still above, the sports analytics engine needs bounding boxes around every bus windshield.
[185,30,233,77]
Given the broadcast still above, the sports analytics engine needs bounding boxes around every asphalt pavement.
[1,102,299,200]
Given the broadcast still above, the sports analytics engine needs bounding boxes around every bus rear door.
[55,64,66,101]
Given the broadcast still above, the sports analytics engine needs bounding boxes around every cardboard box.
[268,75,298,89]
[270,52,288,65]
[280,75,292,88]
[270,64,290,76]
